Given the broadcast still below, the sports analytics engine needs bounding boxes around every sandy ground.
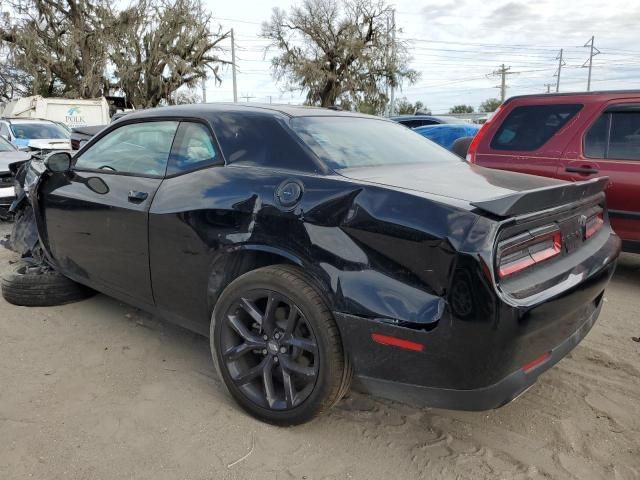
[0,221,639,480]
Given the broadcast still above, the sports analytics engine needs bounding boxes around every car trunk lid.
[338,162,608,217]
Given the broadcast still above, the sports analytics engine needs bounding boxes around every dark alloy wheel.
[211,265,350,425]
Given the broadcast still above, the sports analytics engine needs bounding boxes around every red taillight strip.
[371,333,424,352]
[522,352,551,373]
[498,230,562,278]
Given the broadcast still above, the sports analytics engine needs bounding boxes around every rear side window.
[585,110,640,160]
[167,122,220,175]
[491,104,582,151]
[211,113,319,173]
[609,112,640,160]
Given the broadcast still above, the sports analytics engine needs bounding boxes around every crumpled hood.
[338,161,566,204]
[15,138,72,151]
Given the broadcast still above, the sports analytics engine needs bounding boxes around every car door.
[557,104,640,249]
[40,120,179,306]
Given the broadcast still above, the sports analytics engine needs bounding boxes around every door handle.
[128,190,149,202]
[565,166,599,175]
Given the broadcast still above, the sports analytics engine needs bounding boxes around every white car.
[0,136,31,219]
[0,118,72,151]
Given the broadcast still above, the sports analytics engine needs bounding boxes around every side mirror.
[44,151,72,173]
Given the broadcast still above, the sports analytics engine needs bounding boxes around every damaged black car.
[2,104,621,425]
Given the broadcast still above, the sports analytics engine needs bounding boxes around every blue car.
[414,124,480,151]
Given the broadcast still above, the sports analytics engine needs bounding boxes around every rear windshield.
[490,104,582,151]
[290,116,458,169]
[10,122,70,140]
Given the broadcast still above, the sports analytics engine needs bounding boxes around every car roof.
[121,103,383,122]
[504,90,640,105]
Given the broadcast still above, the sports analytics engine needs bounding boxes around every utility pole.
[491,64,517,103]
[545,83,553,94]
[268,95,272,104]
[384,15,390,116]
[583,36,600,92]
[241,94,255,102]
[389,9,396,116]
[231,28,238,103]
[554,48,565,93]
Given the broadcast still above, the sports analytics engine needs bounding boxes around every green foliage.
[449,104,474,114]
[479,98,501,112]
[395,97,429,115]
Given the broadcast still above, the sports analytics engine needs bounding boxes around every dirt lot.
[0,221,639,480]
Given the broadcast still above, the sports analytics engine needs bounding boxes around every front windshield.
[290,116,459,169]
[0,136,15,152]
[10,122,70,140]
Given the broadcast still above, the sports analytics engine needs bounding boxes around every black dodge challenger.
[2,104,620,425]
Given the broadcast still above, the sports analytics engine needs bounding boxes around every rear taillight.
[498,226,562,278]
[585,212,604,239]
[466,105,502,164]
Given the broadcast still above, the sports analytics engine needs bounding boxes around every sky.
[202,0,640,113]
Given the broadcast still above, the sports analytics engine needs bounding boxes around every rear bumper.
[334,233,618,411]
[349,299,601,410]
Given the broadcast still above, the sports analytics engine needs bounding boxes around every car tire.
[1,263,94,307]
[211,265,351,425]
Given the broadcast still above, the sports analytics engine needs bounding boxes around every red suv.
[468,91,640,253]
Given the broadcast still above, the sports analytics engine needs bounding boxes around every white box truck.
[1,96,111,128]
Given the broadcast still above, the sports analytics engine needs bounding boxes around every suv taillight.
[466,105,502,164]
[497,225,562,278]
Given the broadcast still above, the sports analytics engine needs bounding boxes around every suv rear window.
[491,104,582,151]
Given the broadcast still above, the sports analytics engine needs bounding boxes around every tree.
[0,0,112,98]
[0,0,229,107]
[449,104,474,114]
[395,97,429,115]
[109,0,230,108]
[479,98,501,112]
[261,0,418,113]
[0,42,32,102]
[173,88,202,105]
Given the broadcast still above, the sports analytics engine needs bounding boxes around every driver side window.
[74,121,179,176]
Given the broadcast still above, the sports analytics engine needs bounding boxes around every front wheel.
[210,265,350,425]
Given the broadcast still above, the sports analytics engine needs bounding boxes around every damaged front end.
[1,156,48,263]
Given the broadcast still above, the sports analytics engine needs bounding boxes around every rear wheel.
[211,265,350,425]
[1,262,93,307]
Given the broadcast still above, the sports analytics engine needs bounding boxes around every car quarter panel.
[147,165,479,335]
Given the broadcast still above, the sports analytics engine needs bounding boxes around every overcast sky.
[202,0,640,113]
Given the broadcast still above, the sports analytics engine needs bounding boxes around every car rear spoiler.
[470,177,609,217]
